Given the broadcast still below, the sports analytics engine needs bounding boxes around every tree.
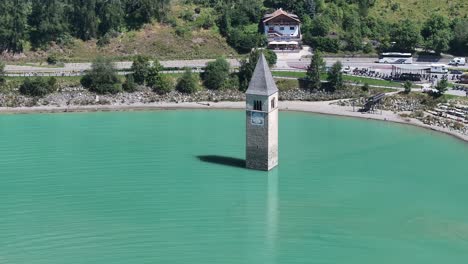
[70,0,98,40]
[0,60,6,84]
[450,18,468,55]
[122,74,137,92]
[390,19,421,53]
[227,28,265,53]
[238,49,277,91]
[309,16,331,37]
[306,50,325,90]
[0,60,5,76]
[125,0,170,29]
[306,0,316,17]
[97,0,124,36]
[403,81,412,94]
[344,31,363,52]
[176,68,199,94]
[217,5,231,37]
[202,57,230,90]
[304,36,340,53]
[131,55,151,85]
[81,57,121,94]
[0,0,28,53]
[28,0,68,49]
[434,79,448,96]
[422,14,453,54]
[327,61,344,91]
[363,42,373,53]
[19,77,58,97]
[358,0,376,17]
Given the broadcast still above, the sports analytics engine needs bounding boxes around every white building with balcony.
[262,9,302,50]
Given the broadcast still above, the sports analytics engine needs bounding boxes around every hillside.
[0,2,238,63]
[0,0,466,63]
[371,0,468,23]
[10,24,237,63]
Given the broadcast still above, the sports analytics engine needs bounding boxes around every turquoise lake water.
[0,110,467,264]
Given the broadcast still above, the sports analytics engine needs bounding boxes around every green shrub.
[122,74,137,92]
[363,42,374,54]
[361,83,370,92]
[434,79,448,96]
[0,60,5,85]
[195,12,215,29]
[227,28,264,53]
[304,37,340,53]
[97,34,111,47]
[146,60,164,88]
[19,77,58,97]
[403,81,412,94]
[152,75,174,94]
[47,54,58,65]
[176,68,199,94]
[81,57,121,94]
[202,57,230,90]
[180,9,194,21]
[175,26,191,37]
[223,75,239,90]
[131,55,150,85]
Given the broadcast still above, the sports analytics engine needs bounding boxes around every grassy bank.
[272,71,409,88]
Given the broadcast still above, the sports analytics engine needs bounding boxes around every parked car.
[449,70,464,75]
[341,66,352,73]
[422,87,439,93]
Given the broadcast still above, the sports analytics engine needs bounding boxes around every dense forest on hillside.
[0,0,466,59]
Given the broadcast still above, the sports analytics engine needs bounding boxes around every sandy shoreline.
[0,101,467,143]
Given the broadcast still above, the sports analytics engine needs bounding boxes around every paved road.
[284,57,468,72]
[4,56,468,76]
[4,59,242,76]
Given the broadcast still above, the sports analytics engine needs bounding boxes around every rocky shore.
[333,93,468,137]
[0,86,375,108]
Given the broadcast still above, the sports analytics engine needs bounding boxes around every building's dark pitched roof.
[246,54,278,96]
[263,8,300,23]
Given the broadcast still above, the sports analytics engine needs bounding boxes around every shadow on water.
[197,155,246,168]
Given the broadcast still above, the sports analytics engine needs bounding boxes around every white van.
[449,57,466,66]
[430,64,448,74]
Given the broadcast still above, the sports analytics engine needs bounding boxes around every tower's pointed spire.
[246,53,278,96]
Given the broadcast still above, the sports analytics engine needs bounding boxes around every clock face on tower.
[251,112,265,126]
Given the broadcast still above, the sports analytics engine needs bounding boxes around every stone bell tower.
[245,54,278,171]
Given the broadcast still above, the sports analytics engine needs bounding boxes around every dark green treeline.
[0,0,170,53]
[0,0,467,56]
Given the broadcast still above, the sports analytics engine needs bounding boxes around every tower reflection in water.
[266,169,278,262]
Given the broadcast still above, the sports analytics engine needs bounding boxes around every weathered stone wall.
[246,110,269,170]
[246,93,279,171]
[268,107,279,170]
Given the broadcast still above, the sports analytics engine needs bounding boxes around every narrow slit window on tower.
[271,98,275,109]
[254,100,262,111]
